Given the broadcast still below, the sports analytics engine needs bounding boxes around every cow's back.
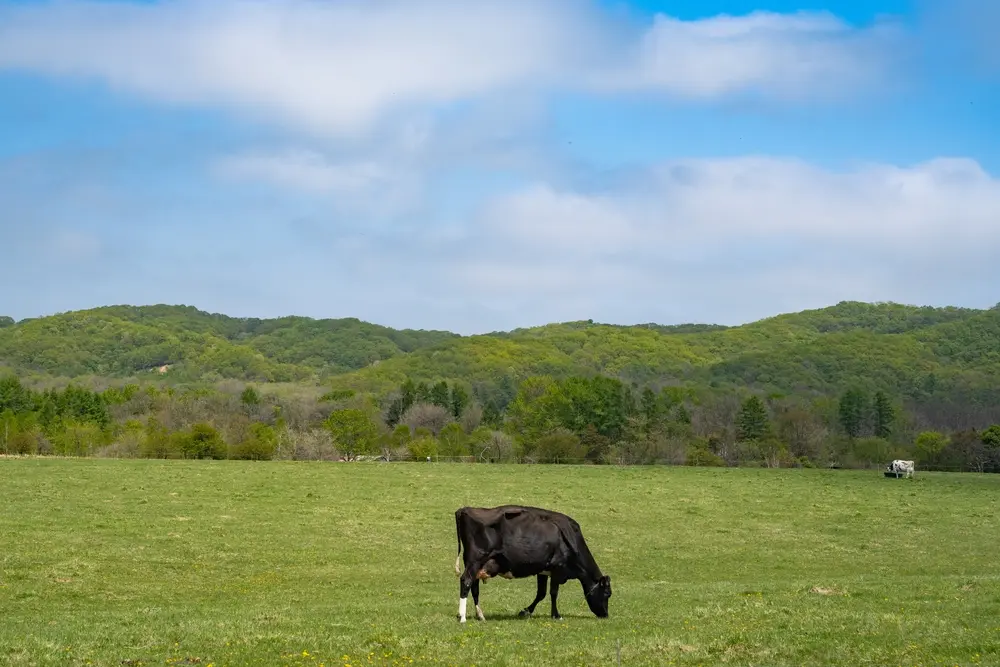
[457,505,575,568]
[497,510,569,576]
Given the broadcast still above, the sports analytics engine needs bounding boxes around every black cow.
[453,504,612,622]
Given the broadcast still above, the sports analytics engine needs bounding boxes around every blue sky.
[1,0,998,334]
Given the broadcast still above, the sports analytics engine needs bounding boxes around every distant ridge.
[2,301,999,406]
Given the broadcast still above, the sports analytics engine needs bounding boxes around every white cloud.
[216,150,389,195]
[1,2,992,334]
[0,1,903,137]
[471,156,1000,255]
[481,185,639,255]
[215,147,429,219]
[439,156,1000,327]
[641,157,999,246]
[0,0,593,137]
[591,11,904,101]
[4,134,999,332]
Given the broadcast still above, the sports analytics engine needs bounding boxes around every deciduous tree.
[326,408,380,460]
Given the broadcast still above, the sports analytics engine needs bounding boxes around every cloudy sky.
[1,0,998,334]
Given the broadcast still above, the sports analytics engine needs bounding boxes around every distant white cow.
[886,459,915,478]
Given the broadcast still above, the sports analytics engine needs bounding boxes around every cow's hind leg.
[458,572,472,623]
[459,560,497,623]
[518,574,549,618]
[458,562,482,623]
[472,580,485,621]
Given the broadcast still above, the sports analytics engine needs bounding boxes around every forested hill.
[325,301,1000,401]
[0,305,457,381]
[2,301,1000,403]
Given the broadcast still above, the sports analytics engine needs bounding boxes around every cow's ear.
[601,575,611,587]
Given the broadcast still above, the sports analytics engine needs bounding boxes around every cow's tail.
[454,510,463,576]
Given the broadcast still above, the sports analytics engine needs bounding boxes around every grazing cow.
[453,505,611,623]
[886,459,915,478]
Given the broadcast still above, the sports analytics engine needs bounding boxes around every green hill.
[0,305,456,382]
[2,301,999,403]
[325,301,1000,402]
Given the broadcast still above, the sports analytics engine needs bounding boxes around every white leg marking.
[455,554,462,575]
[459,597,467,623]
[476,604,485,621]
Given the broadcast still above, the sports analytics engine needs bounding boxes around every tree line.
[2,373,999,472]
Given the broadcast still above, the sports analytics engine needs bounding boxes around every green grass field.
[2,460,999,667]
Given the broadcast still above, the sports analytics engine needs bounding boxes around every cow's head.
[585,575,612,618]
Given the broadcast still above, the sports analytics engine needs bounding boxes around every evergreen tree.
[737,395,770,442]
[240,385,261,415]
[872,391,894,439]
[414,381,431,403]
[838,388,868,438]
[449,384,469,420]
[0,375,31,413]
[430,381,450,408]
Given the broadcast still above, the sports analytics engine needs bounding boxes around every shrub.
[230,423,277,460]
[140,417,179,458]
[752,437,791,468]
[284,428,337,461]
[53,420,105,457]
[438,422,469,458]
[408,436,439,460]
[851,436,893,468]
[608,435,687,465]
[177,422,227,460]
[534,428,586,464]
[7,430,38,455]
[470,429,515,463]
[95,440,140,458]
[915,430,949,465]
[686,445,725,467]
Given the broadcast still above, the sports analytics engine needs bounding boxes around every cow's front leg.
[519,574,548,618]
[550,580,562,620]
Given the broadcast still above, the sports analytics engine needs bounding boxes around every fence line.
[0,451,993,473]
[284,453,995,473]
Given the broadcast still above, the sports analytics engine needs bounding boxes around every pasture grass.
[1,459,999,666]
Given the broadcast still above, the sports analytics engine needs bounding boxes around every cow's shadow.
[475,613,591,622]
